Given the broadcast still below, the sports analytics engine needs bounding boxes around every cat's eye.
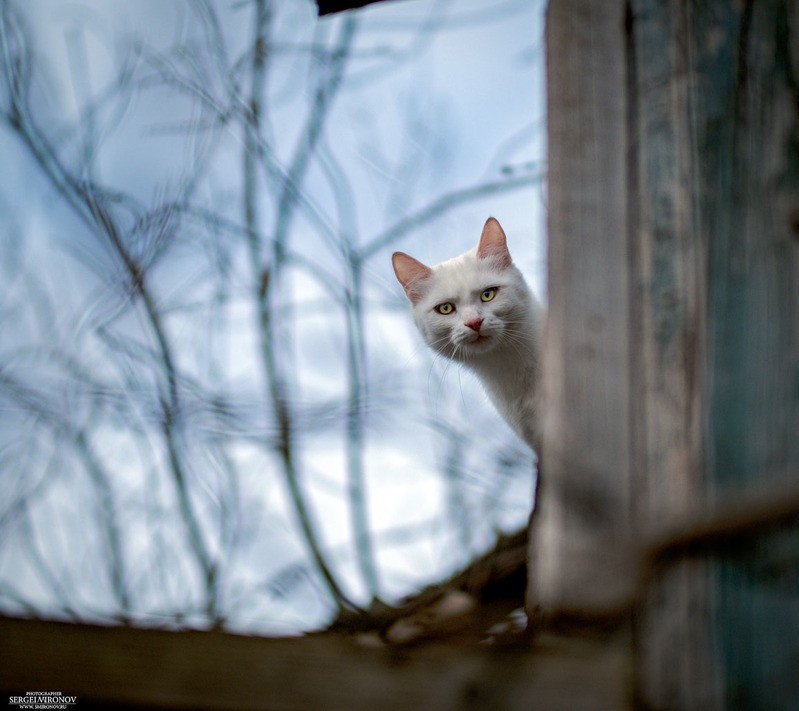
[481,287,498,302]
[435,302,455,315]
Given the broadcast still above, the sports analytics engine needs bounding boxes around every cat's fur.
[392,218,542,453]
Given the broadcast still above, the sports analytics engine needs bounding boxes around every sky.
[0,0,546,633]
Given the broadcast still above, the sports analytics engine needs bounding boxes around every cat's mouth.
[453,331,495,353]
[465,333,493,348]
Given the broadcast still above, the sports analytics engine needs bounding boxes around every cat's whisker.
[391,217,543,454]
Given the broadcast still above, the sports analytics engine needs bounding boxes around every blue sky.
[0,0,546,633]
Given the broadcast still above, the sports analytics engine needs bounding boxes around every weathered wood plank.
[541,1,799,708]
[694,1,799,708]
[530,0,632,619]
[626,2,721,707]
[628,1,799,707]
[0,616,631,711]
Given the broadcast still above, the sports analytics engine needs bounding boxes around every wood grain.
[0,616,631,711]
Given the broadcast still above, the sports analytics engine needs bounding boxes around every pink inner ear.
[477,217,512,268]
[392,251,432,304]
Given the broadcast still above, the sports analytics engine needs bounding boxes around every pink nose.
[465,316,483,332]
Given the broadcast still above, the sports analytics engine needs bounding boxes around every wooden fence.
[533,0,799,708]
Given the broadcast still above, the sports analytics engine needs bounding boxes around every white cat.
[392,217,543,454]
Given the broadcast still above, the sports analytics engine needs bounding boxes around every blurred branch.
[530,474,799,625]
[359,172,542,261]
[317,129,380,600]
[0,369,131,619]
[431,421,475,563]
[15,504,83,622]
[644,476,799,572]
[1,0,547,632]
[242,0,357,611]
[0,7,220,621]
[343,258,380,599]
[329,528,527,634]
[270,16,357,260]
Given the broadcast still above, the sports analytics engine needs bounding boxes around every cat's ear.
[392,252,432,304]
[477,217,512,268]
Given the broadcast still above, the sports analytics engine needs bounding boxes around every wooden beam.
[0,616,631,710]
[625,2,722,706]
[530,0,632,619]
[628,1,799,707]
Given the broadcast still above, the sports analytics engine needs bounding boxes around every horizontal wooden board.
[0,616,631,711]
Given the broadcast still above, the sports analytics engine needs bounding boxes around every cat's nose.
[465,316,483,332]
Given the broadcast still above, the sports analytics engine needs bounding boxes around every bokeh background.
[0,0,546,634]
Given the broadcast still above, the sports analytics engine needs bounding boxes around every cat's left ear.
[477,217,512,269]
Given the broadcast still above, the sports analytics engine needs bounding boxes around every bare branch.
[359,172,543,261]
[0,9,220,620]
[0,369,131,618]
[241,0,358,612]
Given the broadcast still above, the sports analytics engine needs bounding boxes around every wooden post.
[537,0,799,707]
[529,0,633,619]
[630,1,799,707]
[625,2,723,707]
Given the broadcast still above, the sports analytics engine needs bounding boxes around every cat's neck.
[463,301,542,450]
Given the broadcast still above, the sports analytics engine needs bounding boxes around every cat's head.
[392,218,531,363]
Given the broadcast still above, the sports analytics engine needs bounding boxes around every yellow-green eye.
[435,302,455,315]
[481,288,497,302]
